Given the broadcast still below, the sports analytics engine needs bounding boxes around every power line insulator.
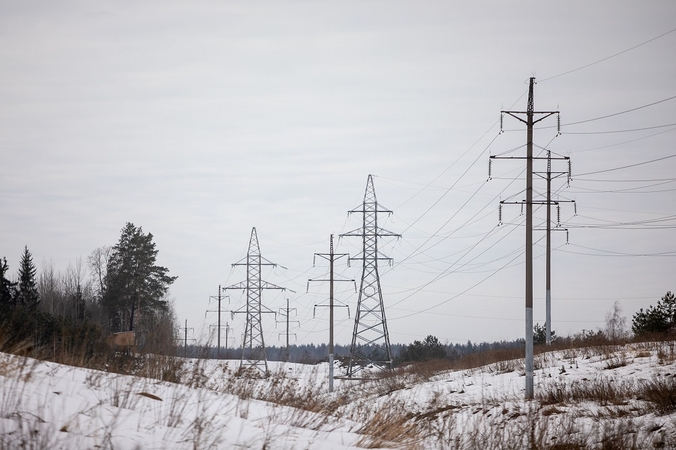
[557,114,561,135]
[557,204,561,226]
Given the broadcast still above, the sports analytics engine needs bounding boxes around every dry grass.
[2,335,676,449]
[537,376,634,406]
[638,375,676,415]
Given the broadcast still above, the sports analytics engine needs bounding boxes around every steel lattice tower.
[341,175,400,376]
[223,227,284,375]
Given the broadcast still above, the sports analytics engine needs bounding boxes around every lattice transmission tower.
[223,227,285,375]
[340,175,400,377]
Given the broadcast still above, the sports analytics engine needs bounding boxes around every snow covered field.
[1,342,675,449]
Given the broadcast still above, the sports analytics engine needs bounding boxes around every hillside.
[1,341,675,449]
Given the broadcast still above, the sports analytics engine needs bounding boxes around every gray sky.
[2,0,675,347]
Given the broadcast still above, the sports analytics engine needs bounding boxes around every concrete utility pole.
[223,227,285,375]
[534,151,574,345]
[340,175,400,377]
[225,322,232,355]
[276,298,299,361]
[205,285,231,358]
[309,235,354,392]
[179,319,195,358]
[494,77,558,400]
[497,152,574,345]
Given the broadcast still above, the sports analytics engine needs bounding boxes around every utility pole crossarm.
[491,155,569,161]
[502,110,559,124]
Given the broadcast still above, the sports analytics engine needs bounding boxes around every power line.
[389,241,529,322]
[560,243,676,257]
[575,177,676,183]
[539,27,676,82]
[575,153,676,176]
[571,126,676,154]
[564,213,676,229]
[567,180,676,194]
[563,95,676,125]
[563,122,676,135]
[385,89,531,236]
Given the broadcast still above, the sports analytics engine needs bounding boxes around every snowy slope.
[1,342,675,449]
[0,354,368,449]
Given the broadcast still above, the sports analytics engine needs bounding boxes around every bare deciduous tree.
[605,301,628,340]
[88,246,111,301]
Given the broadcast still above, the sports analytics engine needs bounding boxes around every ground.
[1,342,675,449]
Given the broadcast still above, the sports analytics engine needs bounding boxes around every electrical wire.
[564,213,676,229]
[567,179,676,194]
[538,27,676,83]
[388,241,527,321]
[563,122,676,135]
[570,126,676,154]
[529,94,676,132]
[575,177,676,183]
[559,243,676,257]
[575,153,676,176]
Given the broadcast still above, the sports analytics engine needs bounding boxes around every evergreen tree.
[103,223,177,332]
[0,257,17,310]
[398,335,446,362]
[632,291,676,335]
[533,322,556,345]
[16,246,39,309]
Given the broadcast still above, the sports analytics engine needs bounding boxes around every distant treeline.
[181,338,525,365]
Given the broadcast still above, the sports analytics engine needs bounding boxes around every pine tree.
[16,246,39,310]
[103,223,177,332]
[632,291,676,335]
[398,335,446,362]
[533,323,556,345]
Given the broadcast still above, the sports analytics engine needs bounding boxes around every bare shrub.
[603,352,628,370]
[638,375,676,414]
[356,399,419,448]
[538,377,633,406]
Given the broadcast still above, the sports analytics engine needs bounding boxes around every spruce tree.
[1,257,17,309]
[16,246,39,310]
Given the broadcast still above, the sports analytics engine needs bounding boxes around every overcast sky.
[2,1,675,348]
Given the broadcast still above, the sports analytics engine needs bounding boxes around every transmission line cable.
[539,27,676,82]
[564,122,676,135]
[575,153,676,176]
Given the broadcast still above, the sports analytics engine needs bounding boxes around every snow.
[1,342,675,449]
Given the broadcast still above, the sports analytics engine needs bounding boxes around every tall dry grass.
[2,329,676,449]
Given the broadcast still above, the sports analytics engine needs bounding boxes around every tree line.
[2,221,672,364]
[0,222,178,358]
